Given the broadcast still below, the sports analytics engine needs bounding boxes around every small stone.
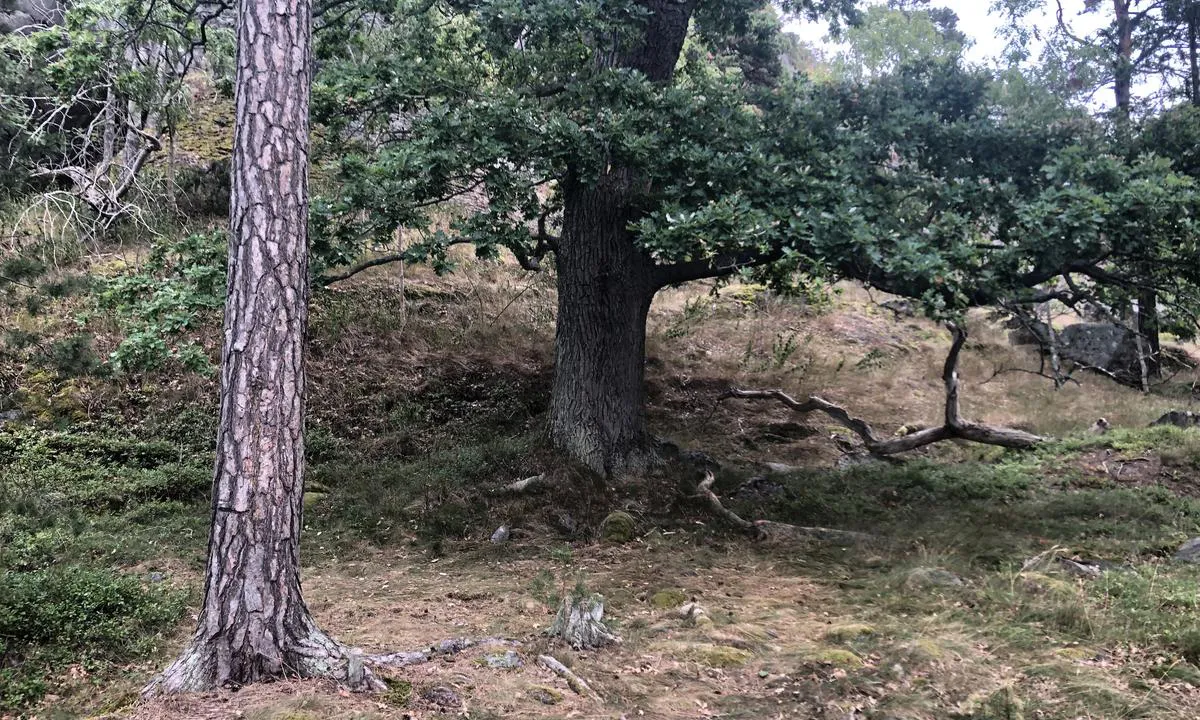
[528,686,563,705]
[148,571,165,583]
[483,650,523,670]
[1175,537,1200,563]
[904,567,964,589]
[600,511,636,543]
[490,525,510,544]
[420,685,462,709]
[677,601,712,627]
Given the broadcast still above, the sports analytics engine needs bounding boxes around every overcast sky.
[786,1,1108,67]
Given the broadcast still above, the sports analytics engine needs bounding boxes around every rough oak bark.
[548,1,696,476]
[550,169,658,477]
[723,325,1046,456]
[145,0,375,694]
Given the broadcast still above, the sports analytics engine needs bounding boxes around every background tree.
[312,0,859,476]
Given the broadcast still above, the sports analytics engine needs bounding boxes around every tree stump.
[548,592,620,650]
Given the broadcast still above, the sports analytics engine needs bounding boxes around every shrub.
[0,566,186,711]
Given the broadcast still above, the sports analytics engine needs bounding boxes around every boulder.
[1174,538,1200,563]
[1152,411,1200,429]
[0,0,64,34]
[1056,323,1144,386]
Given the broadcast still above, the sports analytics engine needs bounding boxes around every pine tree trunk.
[1113,0,1133,114]
[1190,7,1199,107]
[146,0,357,694]
[549,171,657,477]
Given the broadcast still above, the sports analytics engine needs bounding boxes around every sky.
[786,0,1108,67]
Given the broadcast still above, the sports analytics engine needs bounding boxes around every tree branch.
[721,324,1046,455]
[652,246,783,289]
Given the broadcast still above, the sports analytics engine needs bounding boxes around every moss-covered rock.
[651,588,688,609]
[600,511,636,543]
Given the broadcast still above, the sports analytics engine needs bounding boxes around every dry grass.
[117,533,1200,720]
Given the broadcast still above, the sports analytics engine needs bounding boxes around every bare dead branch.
[722,324,1046,455]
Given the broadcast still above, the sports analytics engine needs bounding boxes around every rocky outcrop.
[0,0,64,34]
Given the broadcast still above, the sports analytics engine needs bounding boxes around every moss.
[803,646,864,668]
[673,643,753,668]
[382,678,413,707]
[650,588,688,609]
[823,623,876,643]
[600,511,637,543]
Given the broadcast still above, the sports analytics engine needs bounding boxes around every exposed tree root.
[692,472,873,545]
[500,473,552,494]
[537,654,602,701]
[367,637,519,668]
[722,323,1046,456]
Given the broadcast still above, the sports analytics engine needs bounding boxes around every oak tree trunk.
[549,171,657,477]
[547,0,695,476]
[146,0,357,693]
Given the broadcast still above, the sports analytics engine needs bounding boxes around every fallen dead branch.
[722,323,1046,456]
[537,654,602,701]
[693,472,873,545]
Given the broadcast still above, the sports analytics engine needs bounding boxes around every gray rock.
[490,525,510,544]
[1175,538,1200,563]
[880,299,916,318]
[904,567,965,589]
[148,571,165,583]
[0,409,22,425]
[0,0,64,34]
[1152,410,1200,429]
[483,650,523,669]
[1055,557,1102,579]
[1008,319,1051,346]
[554,511,578,536]
[1056,323,1144,386]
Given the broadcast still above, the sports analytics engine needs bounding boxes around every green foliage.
[96,229,226,373]
[832,4,966,80]
[0,566,186,712]
[0,427,210,512]
[0,424,204,712]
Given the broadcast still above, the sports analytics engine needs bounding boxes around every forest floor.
[5,260,1200,719]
